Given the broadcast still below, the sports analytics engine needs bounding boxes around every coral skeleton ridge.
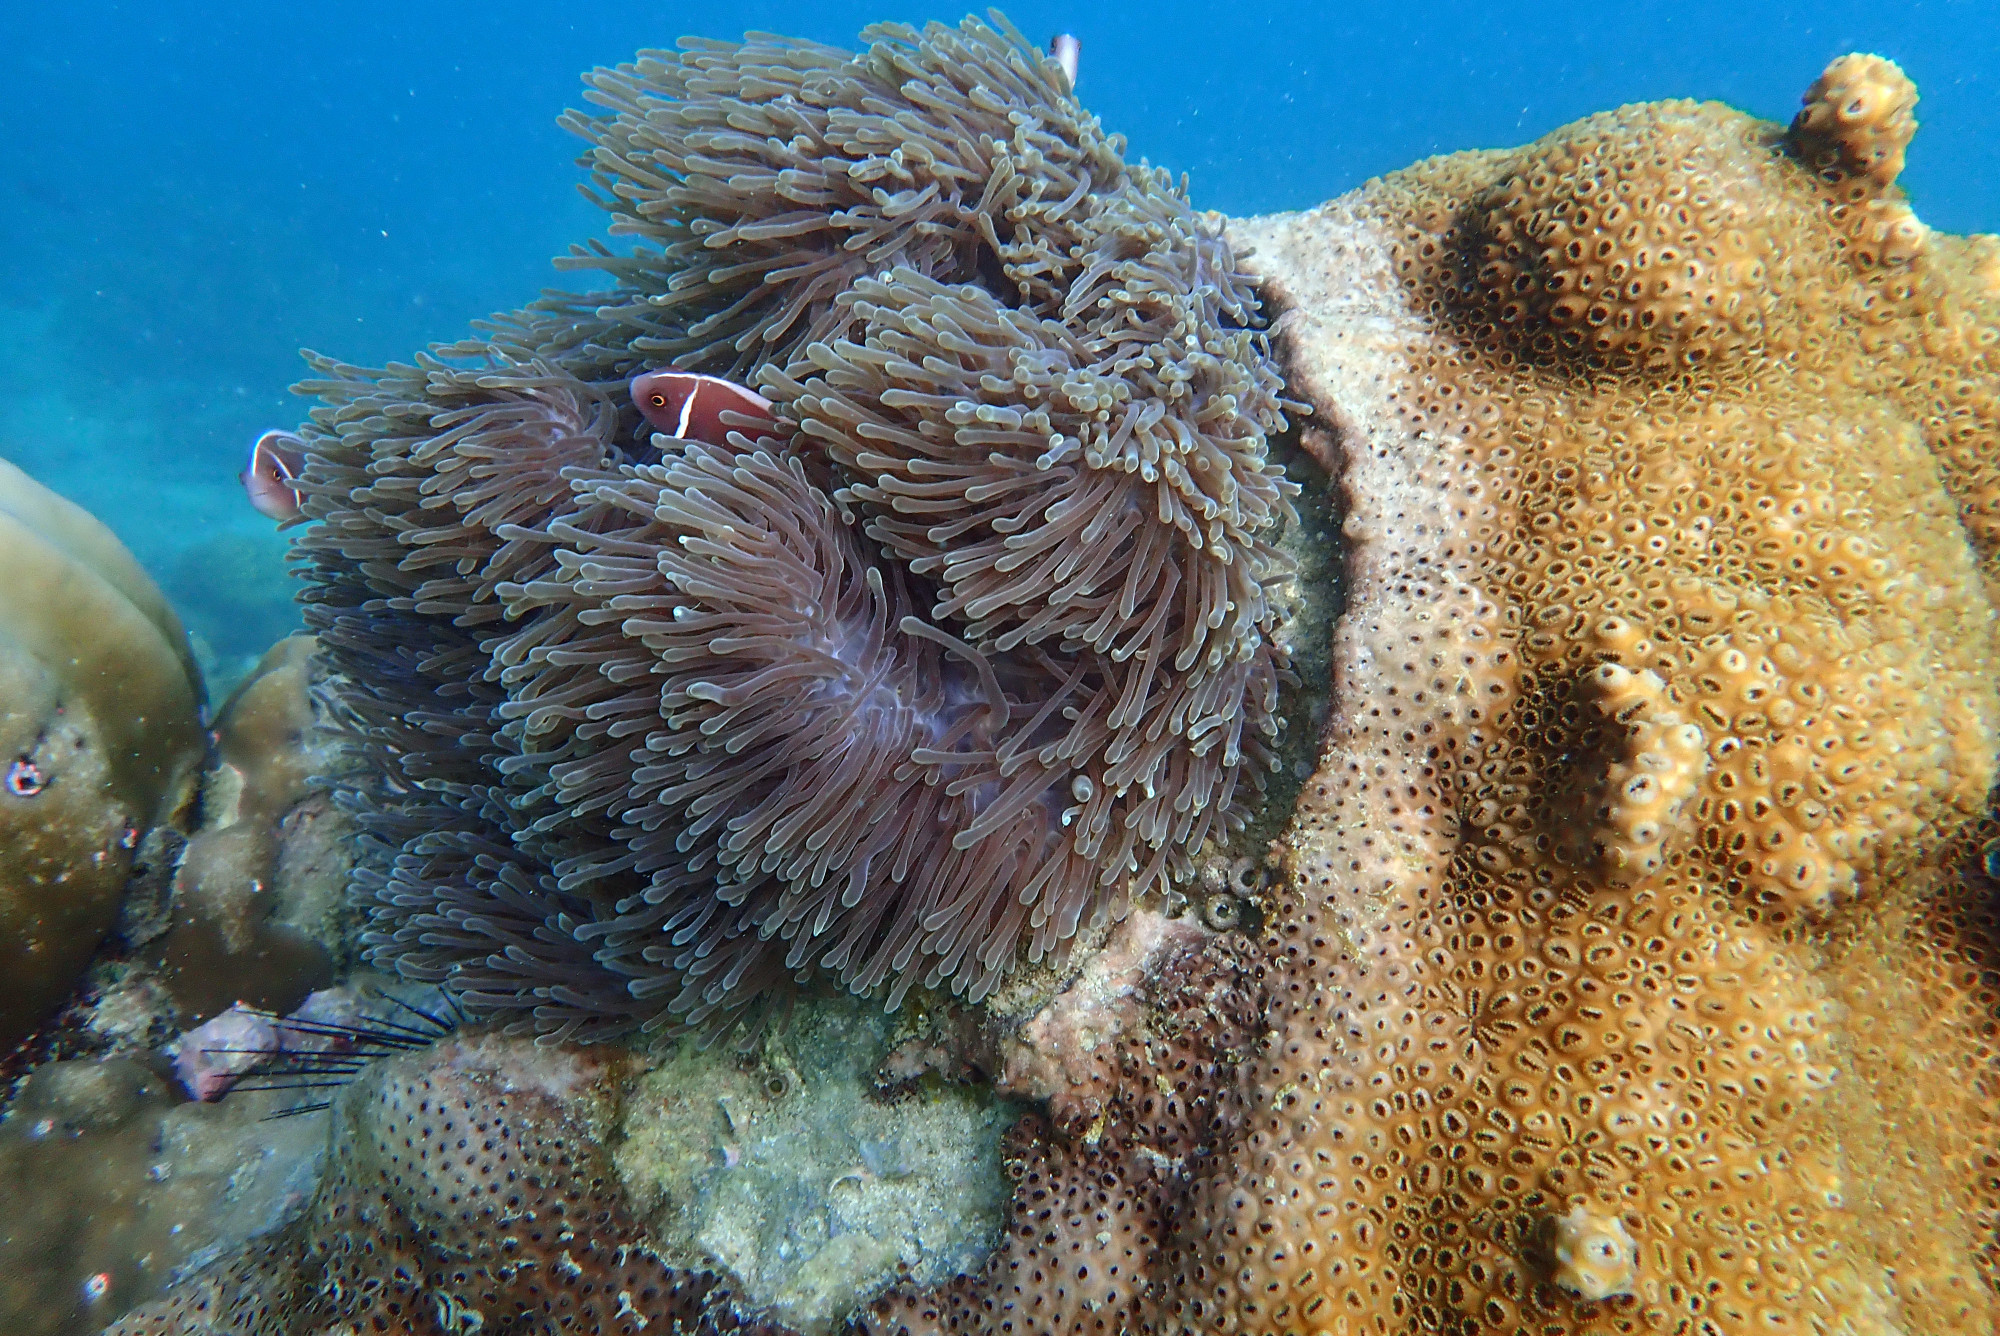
[152,634,337,1019]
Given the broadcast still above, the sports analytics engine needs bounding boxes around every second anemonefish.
[241,429,306,521]
[630,370,774,446]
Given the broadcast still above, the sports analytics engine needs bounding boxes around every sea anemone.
[493,439,1090,1023]
[525,16,1127,378]
[294,14,1297,1039]
[772,265,1290,721]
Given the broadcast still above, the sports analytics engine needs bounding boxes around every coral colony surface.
[4,16,1987,1336]
[1187,54,2000,1336]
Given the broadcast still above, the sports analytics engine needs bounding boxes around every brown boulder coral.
[0,459,204,1052]
[1160,52,2000,1336]
[154,634,338,1020]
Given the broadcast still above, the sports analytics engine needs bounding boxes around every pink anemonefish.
[1049,33,1080,87]
[241,429,306,521]
[630,370,774,446]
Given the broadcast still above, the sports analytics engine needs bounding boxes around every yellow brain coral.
[1196,53,2000,1335]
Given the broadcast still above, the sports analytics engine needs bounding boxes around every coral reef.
[3,628,357,1084]
[103,1033,767,1336]
[1159,51,2000,1335]
[859,47,2000,1336]
[0,459,205,1052]
[81,34,2000,1336]
[295,13,1296,1038]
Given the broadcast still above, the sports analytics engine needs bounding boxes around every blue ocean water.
[1,0,1995,688]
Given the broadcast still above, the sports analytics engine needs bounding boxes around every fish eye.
[650,394,669,409]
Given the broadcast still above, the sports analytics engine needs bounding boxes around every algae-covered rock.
[619,999,1016,1334]
[0,460,203,1051]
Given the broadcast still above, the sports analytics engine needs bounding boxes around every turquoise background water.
[2,1,1995,689]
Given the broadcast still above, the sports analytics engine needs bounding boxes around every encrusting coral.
[0,459,204,1052]
[294,13,1297,1038]
[1149,50,2000,1336]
